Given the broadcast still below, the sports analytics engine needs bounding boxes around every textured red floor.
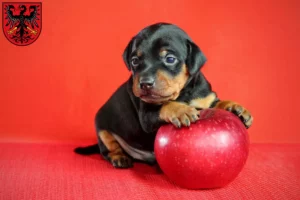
[0,143,299,200]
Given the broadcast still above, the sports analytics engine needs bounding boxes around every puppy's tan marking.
[99,130,120,152]
[213,101,253,128]
[189,92,217,109]
[137,49,142,57]
[156,64,189,100]
[159,49,168,57]
[98,130,133,168]
[159,101,200,127]
[132,64,189,104]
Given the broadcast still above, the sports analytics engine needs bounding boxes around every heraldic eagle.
[4,4,40,43]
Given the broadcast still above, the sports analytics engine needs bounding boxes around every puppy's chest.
[128,131,156,151]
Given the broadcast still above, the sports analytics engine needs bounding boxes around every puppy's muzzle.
[139,76,155,90]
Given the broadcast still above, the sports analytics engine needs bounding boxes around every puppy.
[74,22,253,168]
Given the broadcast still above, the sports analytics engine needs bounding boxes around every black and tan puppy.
[74,22,253,168]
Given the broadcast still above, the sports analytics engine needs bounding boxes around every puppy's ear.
[186,40,207,75]
[122,37,135,71]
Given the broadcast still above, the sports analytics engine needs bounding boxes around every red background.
[0,0,299,143]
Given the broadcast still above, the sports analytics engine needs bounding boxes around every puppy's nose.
[139,77,155,90]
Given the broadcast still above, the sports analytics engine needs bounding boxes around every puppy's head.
[123,22,206,104]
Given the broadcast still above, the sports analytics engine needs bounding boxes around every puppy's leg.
[159,101,200,128]
[97,130,133,168]
[213,100,253,129]
[189,92,253,129]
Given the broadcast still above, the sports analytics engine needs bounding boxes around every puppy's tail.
[74,144,100,155]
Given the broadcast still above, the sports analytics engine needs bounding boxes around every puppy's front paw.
[159,101,200,128]
[215,101,253,128]
[109,153,133,169]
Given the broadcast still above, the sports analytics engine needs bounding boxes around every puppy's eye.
[131,56,139,67]
[164,54,177,65]
[166,56,176,63]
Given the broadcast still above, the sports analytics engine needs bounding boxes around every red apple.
[154,108,249,189]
